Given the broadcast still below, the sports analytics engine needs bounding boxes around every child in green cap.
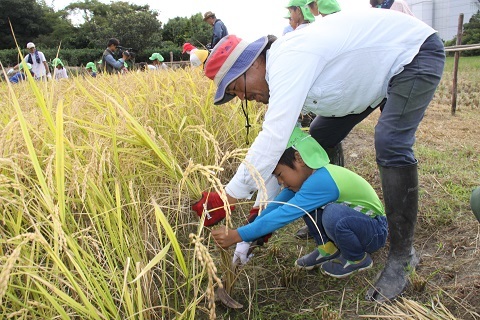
[148,53,168,70]
[212,127,387,278]
[85,62,97,78]
[286,0,315,31]
[52,58,68,80]
[8,62,35,84]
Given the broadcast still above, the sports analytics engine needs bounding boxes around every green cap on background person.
[19,62,32,71]
[306,0,341,14]
[287,0,316,22]
[286,127,329,169]
[52,58,64,67]
[149,53,165,62]
[86,62,97,72]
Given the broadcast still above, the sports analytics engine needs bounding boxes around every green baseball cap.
[287,127,329,169]
[86,62,97,72]
[19,62,32,71]
[149,53,164,62]
[286,0,315,22]
[306,0,341,14]
[52,58,64,67]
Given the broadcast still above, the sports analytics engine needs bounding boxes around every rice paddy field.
[0,56,479,319]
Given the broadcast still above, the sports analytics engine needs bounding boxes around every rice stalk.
[190,233,222,320]
[360,296,458,319]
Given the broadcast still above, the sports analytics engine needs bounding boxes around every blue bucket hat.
[204,35,268,105]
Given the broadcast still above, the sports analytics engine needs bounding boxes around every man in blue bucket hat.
[193,8,445,302]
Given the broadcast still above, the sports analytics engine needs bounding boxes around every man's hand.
[191,192,235,226]
[232,241,253,265]
[211,226,241,248]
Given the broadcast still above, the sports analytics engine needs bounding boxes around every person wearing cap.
[85,62,97,78]
[9,62,35,84]
[101,38,129,74]
[203,11,228,49]
[307,0,341,17]
[370,0,415,16]
[52,58,68,80]
[195,8,445,302]
[282,12,296,36]
[182,43,209,68]
[148,53,168,70]
[212,127,387,277]
[287,0,315,31]
[12,42,51,80]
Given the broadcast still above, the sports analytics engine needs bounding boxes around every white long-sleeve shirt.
[225,8,436,200]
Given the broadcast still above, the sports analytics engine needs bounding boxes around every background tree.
[64,0,163,51]
[460,10,480,56]
[162,13,211,48]
[0,0,55,49]
[445,10,480,56]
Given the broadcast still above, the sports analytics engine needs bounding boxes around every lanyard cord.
[240,73,251,145]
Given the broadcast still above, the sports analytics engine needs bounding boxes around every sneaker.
[295,249,340,270]
[294,225,311,240]
[321,253,373,278]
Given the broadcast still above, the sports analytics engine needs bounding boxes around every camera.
[117,45,136,59]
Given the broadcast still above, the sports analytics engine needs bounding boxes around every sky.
[47,0,370,41]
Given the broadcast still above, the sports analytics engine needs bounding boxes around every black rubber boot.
[366,163,420,302]
[325,142,344,167]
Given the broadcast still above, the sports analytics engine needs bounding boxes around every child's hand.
[211,226,241,248]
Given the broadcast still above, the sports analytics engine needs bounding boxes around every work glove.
[46,73,52,80]
[191,191,235,227]
[232,241,253,265]
[246,207,272,246]
[7,68,15,76]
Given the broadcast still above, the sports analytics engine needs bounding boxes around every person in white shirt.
[194,9,445,303]
[13,42,51,80]
[52,58,68,80]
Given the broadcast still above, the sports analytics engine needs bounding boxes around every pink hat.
[182,43,196,54]
[204,35,268,105]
